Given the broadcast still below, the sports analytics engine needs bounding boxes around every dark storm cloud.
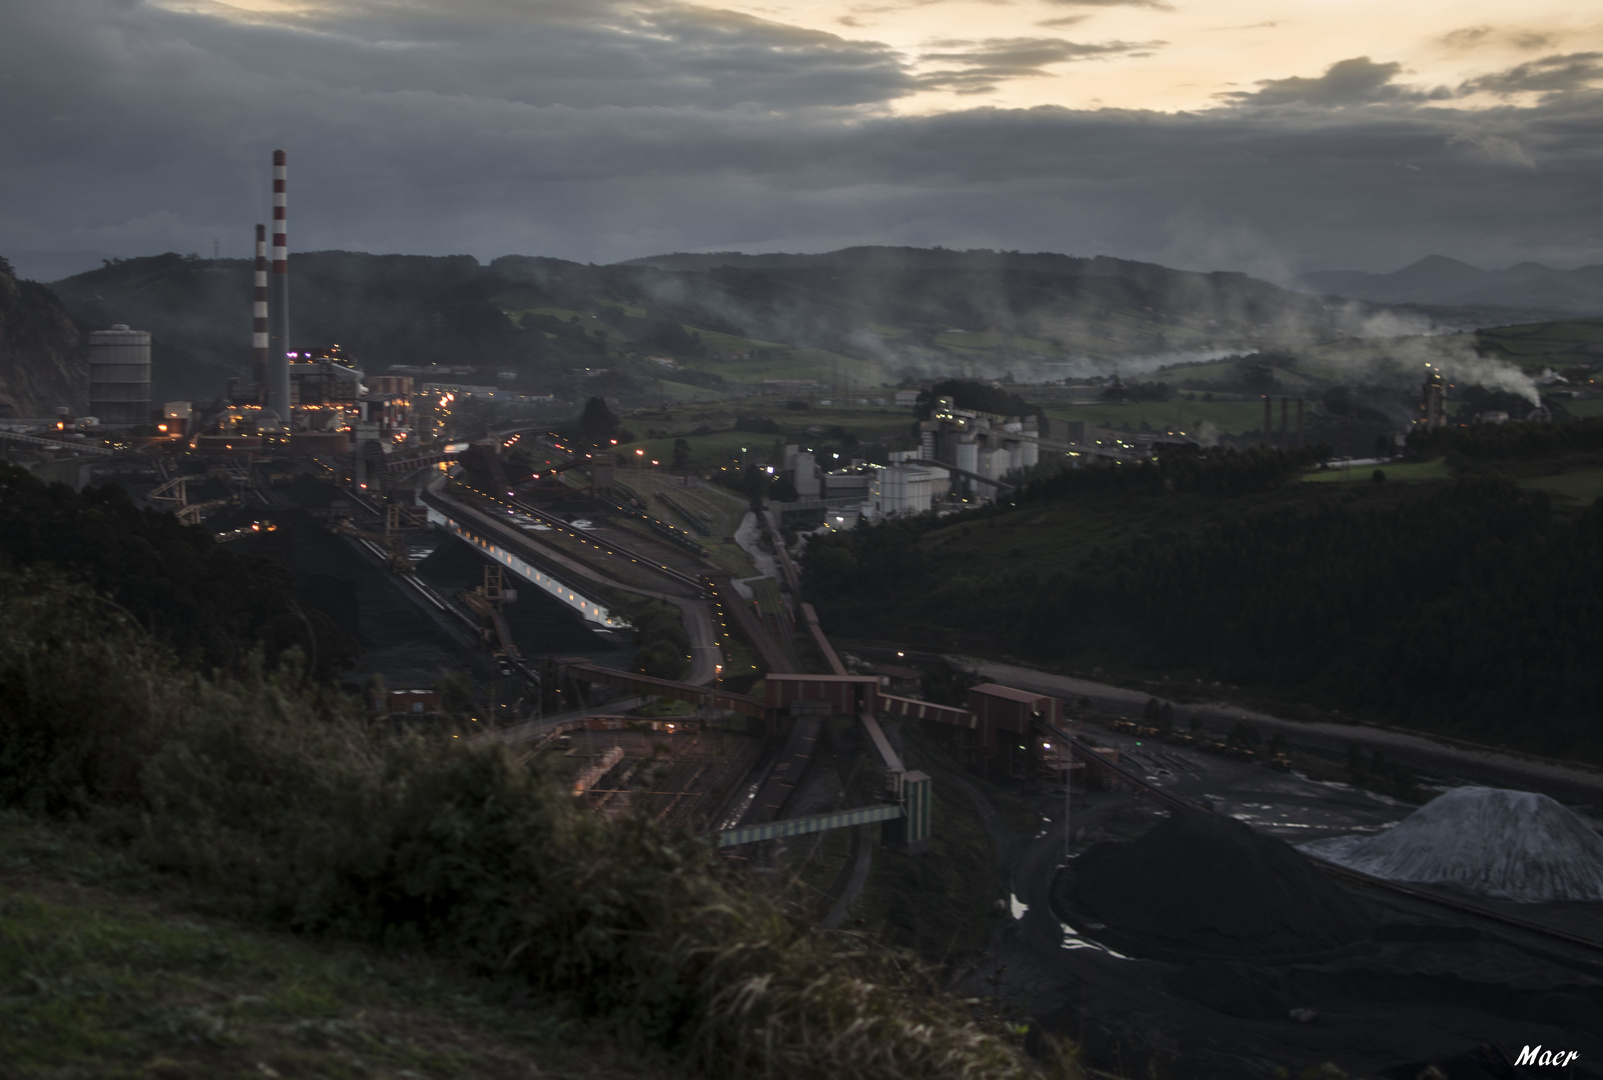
[2,0,1602,280]
[914,36,1164,94]
[1459,52,1603,98]
[1222,57,1450,107]
[13,0,914,113]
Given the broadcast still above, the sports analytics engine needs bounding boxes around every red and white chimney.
[267,149,292,421]
[253,223,268,402]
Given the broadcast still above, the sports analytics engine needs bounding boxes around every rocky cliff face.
[0,259,84,417]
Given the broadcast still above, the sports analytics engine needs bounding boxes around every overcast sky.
[3,0,1601,281]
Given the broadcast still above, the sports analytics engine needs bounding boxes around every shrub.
[0,571,1031,1079]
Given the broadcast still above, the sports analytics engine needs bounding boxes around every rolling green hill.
[42,247,1432,408]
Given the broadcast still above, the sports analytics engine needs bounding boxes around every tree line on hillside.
[802,453,1603,758]
[1409,415,1603,461]
[914,379,1042,421]
[1015,444,1330,500]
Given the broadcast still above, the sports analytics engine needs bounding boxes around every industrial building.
[1419,367,1448,430]
[199,150,416,461]
[87,325,151,427]
[867,450,944,518]
[918,396,1039,501]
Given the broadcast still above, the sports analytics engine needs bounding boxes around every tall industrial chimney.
[267,149,292,422]
[252,224,268,403]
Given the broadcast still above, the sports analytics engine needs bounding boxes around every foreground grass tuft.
[0,814,673,1080]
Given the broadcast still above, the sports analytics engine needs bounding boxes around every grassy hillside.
[0,567,1036,1080]
[0,814,674,1080]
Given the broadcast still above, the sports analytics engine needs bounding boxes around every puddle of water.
[1059,923,1135,959]
[1228,815,1334,829]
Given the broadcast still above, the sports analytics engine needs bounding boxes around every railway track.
[508,494,708,595]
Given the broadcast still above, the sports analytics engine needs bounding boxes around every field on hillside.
[618,401,919,469]
[675,344,892,394]
[1476,317,1603,370]
[1561,397,1603,418]
[647,378,728,403]
[1041,397,1270,437]
[1523,467,1603,503]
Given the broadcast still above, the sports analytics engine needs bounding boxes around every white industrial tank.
[88,324,151,426]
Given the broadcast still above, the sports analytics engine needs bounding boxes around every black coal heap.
[1073,808,1375,959]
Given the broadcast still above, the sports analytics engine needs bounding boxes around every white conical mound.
[1299,786,1603,903]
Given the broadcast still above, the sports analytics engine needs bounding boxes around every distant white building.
[868,451,946,518]
[894,389,921,408]
[782,444,821,499]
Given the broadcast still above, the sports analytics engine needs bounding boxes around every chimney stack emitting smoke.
[267,149,292,421]
[252,224,268,402]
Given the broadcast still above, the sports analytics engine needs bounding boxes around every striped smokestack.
[267,149,292,421]
[252,224,268,402]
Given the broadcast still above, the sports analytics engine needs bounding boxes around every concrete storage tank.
[88,324,151,426]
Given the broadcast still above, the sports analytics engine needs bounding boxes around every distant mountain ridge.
[624,246,1268,287]
[1295,255,1603,314]
[29,244,1434,405]
[609,245,1356,354]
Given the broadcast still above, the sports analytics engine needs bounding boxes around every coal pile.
[1070,808,1375,959]
[1300,786,1603,902]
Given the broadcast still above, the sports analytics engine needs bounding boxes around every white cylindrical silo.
[955,437,978,476]
[88,324,151,426]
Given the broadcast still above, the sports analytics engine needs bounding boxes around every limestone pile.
[1300,786,1603,903]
